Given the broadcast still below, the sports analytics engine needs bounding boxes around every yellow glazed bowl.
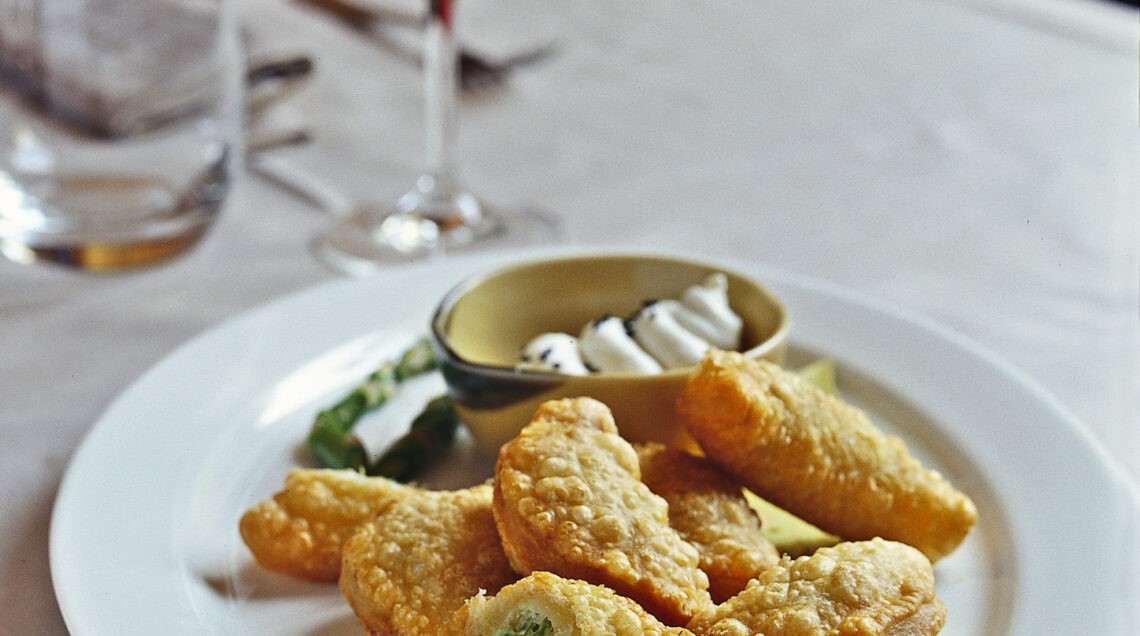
[430,253,790,455]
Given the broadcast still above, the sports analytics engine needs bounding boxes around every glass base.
[0,226,210,270]
[0,165,228,271]
[312,200,562,276]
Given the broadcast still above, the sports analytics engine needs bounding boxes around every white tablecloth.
[3,0,1137,632]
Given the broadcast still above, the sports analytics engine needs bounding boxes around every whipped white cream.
[627,301,710,368]
[654,299,738,352]
[517,332,590,375]
[679,273,742,348]
[579,315,663,373]
[517,273,742,375]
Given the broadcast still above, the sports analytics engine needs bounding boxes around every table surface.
[3,0,1138,632]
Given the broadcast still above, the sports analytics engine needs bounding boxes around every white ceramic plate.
[51,248,1140,635]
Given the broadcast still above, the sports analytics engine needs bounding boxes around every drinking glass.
[0,0,244,270]
[312,0,559,275]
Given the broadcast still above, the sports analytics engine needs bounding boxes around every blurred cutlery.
[246,55,314,118]
[247,128,312,153]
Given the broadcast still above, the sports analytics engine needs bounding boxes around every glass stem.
[397,0,481,232]
[422,0,457,197]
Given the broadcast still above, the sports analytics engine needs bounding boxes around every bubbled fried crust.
[339,484,518,636]
[456,571,695,636]
[493,398,713,627]
[677,351,977,562]
[686,539,946,636]
[636,443,780,603]
[238,468,417,581]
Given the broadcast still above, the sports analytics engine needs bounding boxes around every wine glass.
[312,0,559,275]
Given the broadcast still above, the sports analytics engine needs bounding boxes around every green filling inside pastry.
[489,610,553,636]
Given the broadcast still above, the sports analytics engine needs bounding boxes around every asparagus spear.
[307,337,438,469]
[307,425,368,471]
[369,394,460,481]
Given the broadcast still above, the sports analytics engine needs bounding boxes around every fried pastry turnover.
[636,442,780,603]
[493,397,713,626]
[238,468,417,581]
[339,484,518,636]
[677,351,977,562]
[456,570,695,636]
[685,538,946,636]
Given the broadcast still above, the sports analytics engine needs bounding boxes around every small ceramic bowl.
[430,253,790,455]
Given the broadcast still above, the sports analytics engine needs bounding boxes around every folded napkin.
[0,0,229,138]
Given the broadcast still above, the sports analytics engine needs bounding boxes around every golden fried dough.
[686,539,946,636]
[677,351,977,562]
[339,484,518,636]
[456,570,695,636]
[494,398,714,626]
[636,443,780,603]
[239,468,417,581]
